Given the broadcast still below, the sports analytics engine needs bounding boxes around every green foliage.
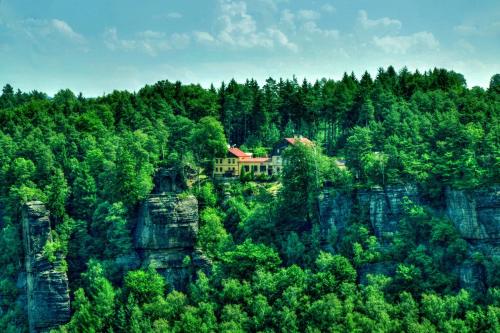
[90,201,132,259]
[0,67,498,331]
[221,239,281,279]
[198,207,232,259]
[124,269,166,305]
[195,181,217,208]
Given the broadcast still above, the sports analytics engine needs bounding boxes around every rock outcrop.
[318,188,352,249]
[319,185,418,282]
[445,186,500,290]
[319,184,419,247]
[446,186,500,241]
[457,263,486,292]
[357,184,419,243]
[319,184,500,290]
[22,201,70,333]
[134,193,209,291]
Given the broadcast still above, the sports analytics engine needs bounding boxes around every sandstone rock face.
[135,194,199,250]
[458,263,486,292]
[445,186,499,289]
[318,188,352,249]
[22,201,70,333]
[358,185,419,243]
[319,185,418,284]
[319,184,499,290]
[445,186,500,240]
[319,184,419,246]
[134,193,209,291]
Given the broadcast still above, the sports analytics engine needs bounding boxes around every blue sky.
[1,0,499,96]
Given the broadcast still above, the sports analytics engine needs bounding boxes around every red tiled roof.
[285,137,313,145]
[240,157,270,163]
[228,147,251,158]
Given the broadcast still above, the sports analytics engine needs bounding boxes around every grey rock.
[319,183,499,292]
[318,188,352,249]
[445,186,500,240]
[319,184,418,246]
[358,185,419,243]
[446,189,486,240]
[22,201,70,333]
[458,263,486,292]
[135,194,199,250]
[114,252,141,271]
[134,193,209,291]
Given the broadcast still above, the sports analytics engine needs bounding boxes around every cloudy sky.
[1,0,499,96]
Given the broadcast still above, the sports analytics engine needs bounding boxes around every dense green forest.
[0,67,499,332]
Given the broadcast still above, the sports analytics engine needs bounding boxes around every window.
[260,165,266,172]
[252,165,258,171]
[244,165,250,172]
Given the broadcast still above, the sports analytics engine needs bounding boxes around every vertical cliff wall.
[445,186,499,290]
[320,184,419,246]
[319,184,500,290]
[134,193,209,290]
[445,186,500,242]
[358,184,419,244]
[22,201,70,333]
[318,189,352,250]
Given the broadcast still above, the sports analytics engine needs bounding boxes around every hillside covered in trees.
[0,67,499,332]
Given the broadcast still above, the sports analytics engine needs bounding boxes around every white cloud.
[171,33,190,48]
[456,39,475,53]
[358,10,401,30]
[267,27,298,51]
[194,0,296,51]
[297,9,320,21]
[454,24,479,35]
[321,4,336,13]
[104,28,190,56]
[51,19,85,43]
[167,12,183,19]
[137,30,165,39]
[454,21,500,36]
[279,8,338,39]
[280,9,296,30]
[302,21,339,38]
[193,31,216,44]
[153,12,183,20]
[373,31,439,54]
[18,18,85,43]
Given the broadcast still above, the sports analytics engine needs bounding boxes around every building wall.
[239,161,270,176]
[213,152,286,178]
[214,157,240,176]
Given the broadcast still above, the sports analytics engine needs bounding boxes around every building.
[213,147,275,177]
[213,137,313,178]
[271,137,314,156]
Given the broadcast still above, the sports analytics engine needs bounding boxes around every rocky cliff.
[318,189,352,250]
[319,184,419,246]
[319,184,500,290]
[445,186,499,290]
[134,193,209,290]
[446,186,500,241]
[358,184,419,243]
[22,201,70,333]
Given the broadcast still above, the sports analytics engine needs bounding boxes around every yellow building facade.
[213,138,312,178]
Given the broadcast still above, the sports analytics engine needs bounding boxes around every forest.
[0,67,499,332]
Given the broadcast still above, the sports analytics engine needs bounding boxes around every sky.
[0,0,499,96]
